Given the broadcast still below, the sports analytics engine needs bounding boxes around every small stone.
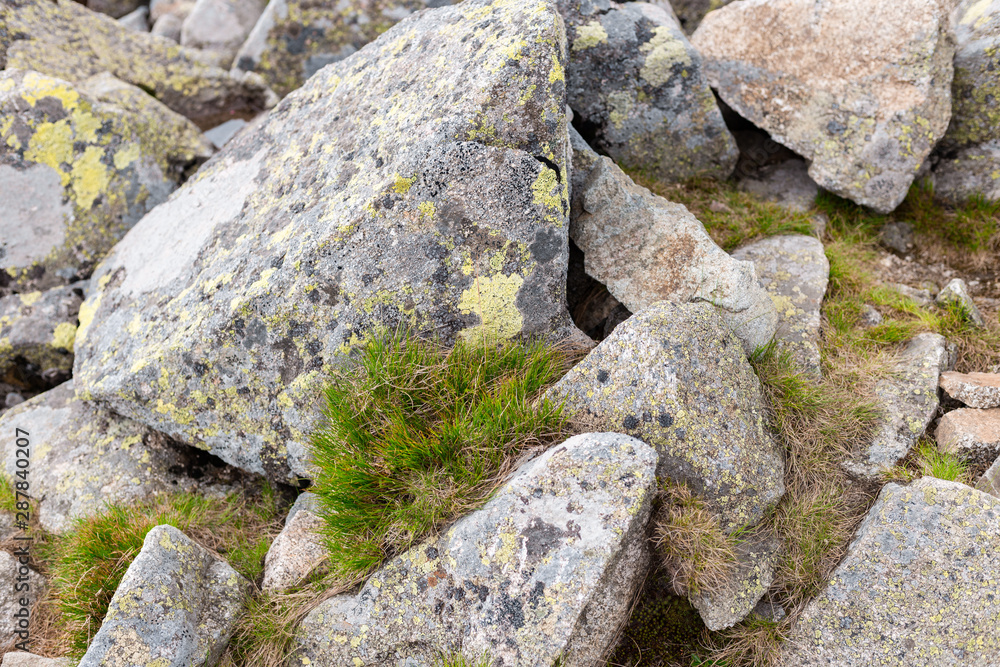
[810,212,828,237]
[860,304,883,328]
[752,599,787,624]
[4,393,24,408]
[204,118,248,149]
[79,525,249,667]
[0,285,83,377]
[977,456,1000,498]
[940,371,1000,409]
[87,0,142,18]
[887,283,935,307]
[181,0,268,68]
[262,493,327,592]
[150,0,196,21]
[879,221,915,256]
[690,533,779,631]
[0,551,45,638]
[738,159,819,213]
[1,653,74,667]
[117,5,149,31]
[151,13,184,41]
[936,278,986,327]
[936,408,1000,467]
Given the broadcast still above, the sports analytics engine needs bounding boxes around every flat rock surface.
[732,235,829,374]
[294,432,658,667]
[79,525,249,667]
[782,477,1000,666]
[73,0,587,481]
[547,301,785,531]
[936,408,1000,466]
[0,285,82,375]
[692,0,954,213]
[940,371,1000,409]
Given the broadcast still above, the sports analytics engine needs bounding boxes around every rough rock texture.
[559,0,738,183]
[691,533,779,631]
[737,158,818,213]
[933,0,1000,203]
[0,654,74,667]
[936,278,986,327]
[181,0,269,68]
[117,5,149,31]
[978,455,1000,497]
[547,302,784,531]
[0,285,82,376]
[262,492,326,592]
[879,221,916,256]
[86,0,141,19]
[151,13,184,41]
[0,69,212,293]
[0,551,45,638]
[79,525,249,667]
[732,235,829,374]
[0,381,218,534]
[936,408,1000,466]
[1,0,275,129]
[569,127,776,352]
[294,432,658,667]
[668,0,736,33]
[692,0,955,213]
[844,333,951,480]
[940,371,1000,408]
[74,0,588,481]
[782,477,1000,666]
[233,0,461,97]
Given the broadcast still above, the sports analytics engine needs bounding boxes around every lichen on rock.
[0,284,82,376]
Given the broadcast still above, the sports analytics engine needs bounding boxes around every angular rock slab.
[569,127,777,352]
[262,492,327,592]
[0,69,211,293]
[559,0,738,182]
[844,333,951,480]
[1,0,274,129]
[0,381,207,534]
[547,301,785,531]
[782,478,1000,666]
[0,285,82,375]
[74,0,586,481]
[732,235,829,374]
[79,525,249,667]
[690,533,779,631]
[234,0,461,97]
[941,371,1000,409]
[181,0,268,68]
[936,408,1000,467]
[294,432,658,667]
[692,0,955,213]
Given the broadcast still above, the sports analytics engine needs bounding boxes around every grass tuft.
[914,439,968,483]
[309,332,573,582]
[433,653,493,667]
[0,475,18,514]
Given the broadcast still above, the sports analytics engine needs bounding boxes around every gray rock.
[844,333,951,480]
[4,393,25,409]
[233,0,462,97]
[547,301,785,532]
[569,127,777,353]
[559,0,738,183]
[1,653,74,667]
[936,408,1000,467]
[860,304,883,328]
[692,0,955,213]
[0,69,213,293]
[151,13,184,41]
[782,477,1000,666]
[149,0,196,22]
[0,285,82,377]
[86,0,141,19]
[737,158,819,213]
[887,282,936,308]
[0,551,46,639]
[294,432,658,667]
[691,533,779,631]
[204,118,248,149]
[79,525,249,667]
[940,371,1000,408]
[879,221,915,256]
[977,455,1000,497]
[117,5,149,31]
[74,0,589,482]
[668,0,736,33]
[2,0,275,130]
[181,0,268,68]
[731,235,829,374]
[936,278,986,327]
[0,381,219,534]
[262,493,327,592]
[752,598,786,623]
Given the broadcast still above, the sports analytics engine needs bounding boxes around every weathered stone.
[74,0,588,481]
[1,653,74,667]
[0,285,82,377]
[977,455,1000,497]
[204,118,247,149]
[1,0,275,129]
[294,432,658,666]
[0,551,45,639]
[691,533,779,631]
[692,0,955,213]
[879,221,916,256]
[87,0,141,19]
[150,0,196,22]
[181,0,268,68]
[936,408,1000,466]
[860,304,883,328]
[79,525,249,667]
[262,492,327,592]
[737,158,819,213]
[0,69,212,293]
[151,13,184,41]
[940,371,1000,408]
[732,235,828,374]
[233,0,461,97]
[559,0,737,183]
[933,0,1000,203]
[569,127,777,352]
[936,278,986,327]
[887,282,936,307]
[117,5,149,31]
[0,381,222,534]
[844,333,951,480]
[548,301,785,531]
[782,477,1000,666]
[668,0,736,33]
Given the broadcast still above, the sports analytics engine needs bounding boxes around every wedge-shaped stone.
[690,533,779,631]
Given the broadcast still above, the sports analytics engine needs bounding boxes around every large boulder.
[181,0,269,68]
[74,0,587,481]
[547,301,785,532]
[79,525,249,667]
[559,1,738,183]
[293,432,658,666]
[233,0,461,97]
[569,128,777,352]
[0,69,212,293]
[0,285,82,377]
[692,0,955,213]
[782,477,1000,666]
[0,0,275,129]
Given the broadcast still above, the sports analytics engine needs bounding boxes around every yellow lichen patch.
[75,292,102,345]
[639,27,690,87]
[393,174,417,194]
[458,273,524,340]
[113,143,141,170]
[71,145,111,210]
[51,321,77,351]
[531,167,562,223]
[961,0,992,26]
[19,291,43,307]
[572,21,608,51]
[24,121,75,184]
[20,71,80,110]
